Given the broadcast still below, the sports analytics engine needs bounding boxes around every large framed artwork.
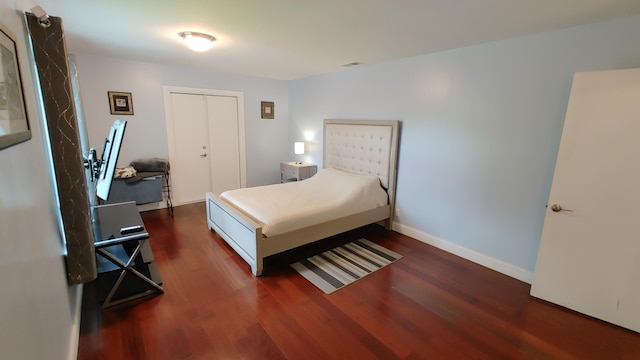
[0,21,31,150]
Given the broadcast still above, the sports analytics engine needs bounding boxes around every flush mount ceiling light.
[179,31,216,52]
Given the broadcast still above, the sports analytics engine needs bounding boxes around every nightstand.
[280,162,317,183]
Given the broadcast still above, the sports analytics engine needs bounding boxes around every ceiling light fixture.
[179,31,216,52]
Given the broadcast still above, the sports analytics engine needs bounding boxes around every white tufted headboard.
[323,119,400,216]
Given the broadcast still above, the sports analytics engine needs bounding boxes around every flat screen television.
[95,119,127,201]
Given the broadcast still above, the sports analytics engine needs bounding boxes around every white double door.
[531,68,640,333]
[165,87,246,205]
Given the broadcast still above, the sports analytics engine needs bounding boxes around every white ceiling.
[32,0,640,80]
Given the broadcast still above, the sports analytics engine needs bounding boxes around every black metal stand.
[92,201,163,308]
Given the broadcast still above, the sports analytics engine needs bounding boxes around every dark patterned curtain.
[25,12,96,284]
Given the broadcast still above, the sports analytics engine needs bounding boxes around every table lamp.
[294,142,304,164]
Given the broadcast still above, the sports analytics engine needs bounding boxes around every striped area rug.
[290,238,402,294]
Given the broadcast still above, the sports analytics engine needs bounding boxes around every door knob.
[200,153,207,158]
[550,204,573,212]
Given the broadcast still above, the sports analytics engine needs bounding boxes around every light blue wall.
[3,3,636,358]
[289,14,640,276]
[73,54,290,187]
[1,1,82,359]
[64,14,640,280]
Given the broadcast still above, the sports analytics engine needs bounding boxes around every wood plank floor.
[78,202,640,359]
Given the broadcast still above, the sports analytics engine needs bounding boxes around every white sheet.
[220,167,388,236]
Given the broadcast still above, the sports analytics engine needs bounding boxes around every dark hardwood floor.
[78,202,640,359]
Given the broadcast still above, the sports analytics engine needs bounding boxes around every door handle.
[200,153,207,158]
[550,204,573,212]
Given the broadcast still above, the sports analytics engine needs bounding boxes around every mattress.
[220,167,388,236]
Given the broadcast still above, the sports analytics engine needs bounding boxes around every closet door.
[207,95,241,195]
[165,88,246,206]
[168,93,212,204]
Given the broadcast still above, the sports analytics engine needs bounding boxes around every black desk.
[93,201,163,307]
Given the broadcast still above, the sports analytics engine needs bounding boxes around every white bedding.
[220,167,388,236]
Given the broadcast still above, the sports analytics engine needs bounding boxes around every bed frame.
[206,119,400,276]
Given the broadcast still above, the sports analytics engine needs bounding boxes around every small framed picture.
[108,91,134,115]
[261,101,274,119]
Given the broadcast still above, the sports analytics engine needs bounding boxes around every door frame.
[163,86,247,202]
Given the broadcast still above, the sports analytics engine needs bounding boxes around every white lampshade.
[179,31,216,52]
[294,142,305,155]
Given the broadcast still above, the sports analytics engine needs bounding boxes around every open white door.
[531,68,640,333]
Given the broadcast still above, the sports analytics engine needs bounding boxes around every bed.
[205,119,400,276]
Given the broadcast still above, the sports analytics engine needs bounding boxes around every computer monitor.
[94,119,127,201]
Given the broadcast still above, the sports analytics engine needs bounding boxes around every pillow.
[130,158,170,173]
[114,166,137,179]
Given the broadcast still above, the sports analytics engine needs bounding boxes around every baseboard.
[67,284,83,360]
[136,201,166,212]
[392,222,533,284]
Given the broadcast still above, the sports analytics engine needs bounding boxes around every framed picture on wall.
[108,91,134,115]
[0,21,31,150]
[261,101,274,119]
